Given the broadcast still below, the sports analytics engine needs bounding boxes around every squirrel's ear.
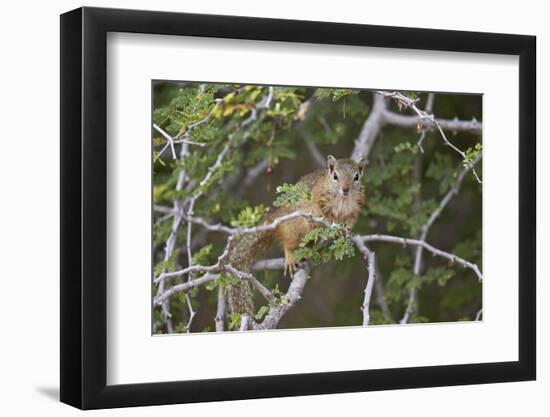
[327,155,336,173]
[356,157,366,174]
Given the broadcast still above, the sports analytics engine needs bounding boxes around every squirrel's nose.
[342,187,350,195]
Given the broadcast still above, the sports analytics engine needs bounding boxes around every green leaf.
[227,313,241,330]
[230,205,266,228]
[255,305,270,321]
[192,244,213,266]
[273,183,311,207]
[463,143,482,167]
[293,225,353,265]
[205,273,240,292]
[153,249,180,276]
[394,141,418,154]
[314,88,359,102]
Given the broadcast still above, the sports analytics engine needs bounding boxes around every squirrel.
[224,155,366,319]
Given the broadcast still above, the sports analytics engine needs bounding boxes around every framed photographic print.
[60,6,536,409]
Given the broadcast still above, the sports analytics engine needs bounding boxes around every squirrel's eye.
[333,172,338,181]
[354,173,359,181]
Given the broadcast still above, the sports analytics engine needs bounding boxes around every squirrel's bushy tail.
[225,230,272,317]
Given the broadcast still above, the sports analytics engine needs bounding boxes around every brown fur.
[226,155,366,316]
[274,157,365,275]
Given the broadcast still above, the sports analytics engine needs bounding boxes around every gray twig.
[351,94,387,161]
[252,258,286,271]
[215,286,226,332]
[358,234,482,281]
[154,211,342,285]
[352,236,377,326]
[377,90,482,183]
[261,265,310,329]
[475,308,483,321]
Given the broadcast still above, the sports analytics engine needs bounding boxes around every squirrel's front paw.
[284,250,297,278]
[284,261,297,278]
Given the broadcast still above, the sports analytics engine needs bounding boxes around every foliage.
[227,313,242,330]
[205,273,240,292]
[273,183,311,207]
[293,226,355,265]
[152,82,483,333]
[230,205,266,228]
[463,143,482,167]
[314,88,360,102]
[191,244,213,266]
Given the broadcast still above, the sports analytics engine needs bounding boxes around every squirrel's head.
[326,155,366,198]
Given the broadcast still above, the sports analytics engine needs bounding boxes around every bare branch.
[174,99,222,141]
[225,265,275,302]
[377,90,482,183]
[215,286,226,332]
[401,149,425,323]
[425,154,481,236]
[242,159,270,189]
[182,86,276,304]
[153,204,172,214]
[154,264,219,285]
[155,212,174,225]
[402,153,483,324]
[184,296,196,333]
[351,94,387,161]
[351,91,482,163]
[425,92,435,113]
[382,109,482,134]
[153,123,208,163]
[154,116,203,330]
[154,88,483,332]
[183,209,339,236]
[239,314,252,331]
[154,211,339,285]
[154,272,219,305]
[252,258,286,271]
[381,93,483,323]
[261,265,310,329]
[181,126,241,332]
[400,289,417,325]
[357,234,482,281]
[153,123,177,160]
[475,308,483,321]
[352,236,377,326]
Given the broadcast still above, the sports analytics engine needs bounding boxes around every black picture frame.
[60,6,536,410]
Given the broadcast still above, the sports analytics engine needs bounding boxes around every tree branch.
[154,88,483,332]
[260,265,310,329]
[167,88,275,330]
[177,209,340,237]
[242,159,270,189]
[252,258,286,271]
[215,286,226,332]
[357,234,482,281]
[154,210,340,285]
[352,236,377,326]
[239,314,252,331]
[351,94,387,161]
[382,110,482,134]
[475,308,483,321]
[400,152,483,320]
[377,90,482,183]
[225,265,275,302]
